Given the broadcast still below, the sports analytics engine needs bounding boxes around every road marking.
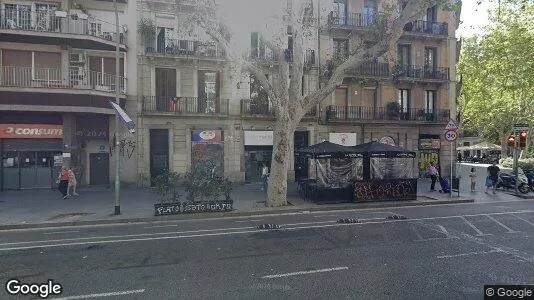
[1,210,533,251]
[460,216,490,236]
[437,249,503,259]
[52,289,145,299]
[485,215,520,233]
[512,214,534,226]
[261,267,349,279]
[437,225,453,238]
[43,230,80,235]
[411,225,424,240]
[235,220,262,223]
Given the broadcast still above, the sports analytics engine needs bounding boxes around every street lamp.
[113,0,121,215]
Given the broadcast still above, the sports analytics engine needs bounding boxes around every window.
[157,27,175,53]
[424,47,437,70]
[198,71,219,114]
[424,6,437,23]
[251,32,274,60]
[398,89,410,113]
[333,39,349,60]
[155,68,177,111]
[397,44,411,66]
[332,0,347,25]
[249,74,270,114]
[35,3,58,31]
[90,23,102,37]
[4,4,31,29]
[363,0,377,26]
[425,90,436,113]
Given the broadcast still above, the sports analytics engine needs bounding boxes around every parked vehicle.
[496,171,530,194]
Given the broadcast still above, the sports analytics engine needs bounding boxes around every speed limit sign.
[444,130,457,141]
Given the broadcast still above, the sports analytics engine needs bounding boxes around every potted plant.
[138,18,156,52]
[386,101,400,119]
[153,169,182,216]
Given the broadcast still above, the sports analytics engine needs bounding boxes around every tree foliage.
[458,4,534,150]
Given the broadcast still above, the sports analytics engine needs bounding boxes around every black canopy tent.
[297,141,362,180]
[351,141,416,180]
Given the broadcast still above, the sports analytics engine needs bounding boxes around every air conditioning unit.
[69,53,85,63]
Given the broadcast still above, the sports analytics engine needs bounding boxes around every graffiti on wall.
[353,179,417,202]
[109,135,136,159]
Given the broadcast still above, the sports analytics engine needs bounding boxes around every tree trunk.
[266,119,293,207]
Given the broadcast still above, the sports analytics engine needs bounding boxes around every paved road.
[1,200,534,299]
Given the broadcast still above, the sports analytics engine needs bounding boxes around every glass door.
[20,151,37,189]
[2,151,20,189]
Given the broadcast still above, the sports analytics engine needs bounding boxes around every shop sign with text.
[419,138,441,150]
[0,124,63,139]
[244,131,273,146]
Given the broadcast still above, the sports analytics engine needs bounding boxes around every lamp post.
[113,0,121,215]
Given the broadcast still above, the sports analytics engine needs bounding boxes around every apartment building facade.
[0,0,138,190]
[319,0,459,178]
[135,0,460,186]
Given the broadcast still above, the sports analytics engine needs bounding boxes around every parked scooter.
[496,171,530,194]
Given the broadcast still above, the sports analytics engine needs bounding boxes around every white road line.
[43,231,80,235]
[52,289,145,299]
[411,225,424,240]
[437,225,452,238]
[512,214,534,226]
[2,210,533,251]
[486,215,520,233]
[437,249,503,259]
[261,267,349,279]
[485,215,520,233]
[235,220,262,223]
[460,216,488,236]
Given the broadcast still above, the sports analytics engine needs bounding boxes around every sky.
[456,0,498,38]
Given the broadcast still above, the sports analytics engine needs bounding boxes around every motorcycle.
[496,171,530,194]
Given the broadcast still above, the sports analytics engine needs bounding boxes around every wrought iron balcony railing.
[240,99,317,117]
[404,20,448,36]
[0,66,126,93]
[326,106,450,122]
[147,39,225,59]
[328,12,378,28]
[142,96,230,115]
[393,65,450,81]
[0,8,127,44]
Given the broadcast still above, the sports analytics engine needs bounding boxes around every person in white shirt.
[261,164,269,192]
[429,164,438,191]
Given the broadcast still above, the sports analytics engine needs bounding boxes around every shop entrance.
[89,153,109,185]
[2,151,61,190]
[150,129,169,186]
[244,146,272,183]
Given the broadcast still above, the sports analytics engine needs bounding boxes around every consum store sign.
[0,124,63,139]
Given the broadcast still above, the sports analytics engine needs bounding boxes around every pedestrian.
[429,163,438,191]
[261,163,269,192]
[67,168,79,196]
[469,167,477,192]
[57,166,70,199]
[486,162,500,194]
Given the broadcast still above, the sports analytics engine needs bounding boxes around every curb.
[0,198,474,230]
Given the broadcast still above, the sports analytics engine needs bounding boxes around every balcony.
[146,40,225,59]
[0,8,127,51]
[393,65,449,82]
[403,20,448,37]
[240,99,317,118]
[327,12,377,29]
[326,106,450,123]
[346,61,390,78]
[0,66,127,96]
[142,96,230,116]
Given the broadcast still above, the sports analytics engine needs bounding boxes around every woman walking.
[429,163,438,191]
[57,166,70,199]
[469,167,477,192]
[67,168,79,196]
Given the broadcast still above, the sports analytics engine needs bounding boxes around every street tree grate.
[386,214,408,220]
[257,224,281,230]
[337,218,361,224]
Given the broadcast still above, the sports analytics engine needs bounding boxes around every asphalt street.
[1,199,533,300]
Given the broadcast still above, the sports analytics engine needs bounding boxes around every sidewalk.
[0,179,494,229]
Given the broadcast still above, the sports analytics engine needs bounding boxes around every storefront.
[1,124,64,190]
[191,130,224,176]
[244,130,310,183]
[244,131,273,183]
[418,135,441,178]
[76,114,110,186]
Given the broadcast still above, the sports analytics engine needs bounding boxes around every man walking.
[261,163,269,193]
[429,163,438,191]
[57,166,70,199]
[486,162,500,194]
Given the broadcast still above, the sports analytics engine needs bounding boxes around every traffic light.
[508,134,516,148]
[519,131,528,149]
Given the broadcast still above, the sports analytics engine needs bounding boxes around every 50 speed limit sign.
[444,130,457,141]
